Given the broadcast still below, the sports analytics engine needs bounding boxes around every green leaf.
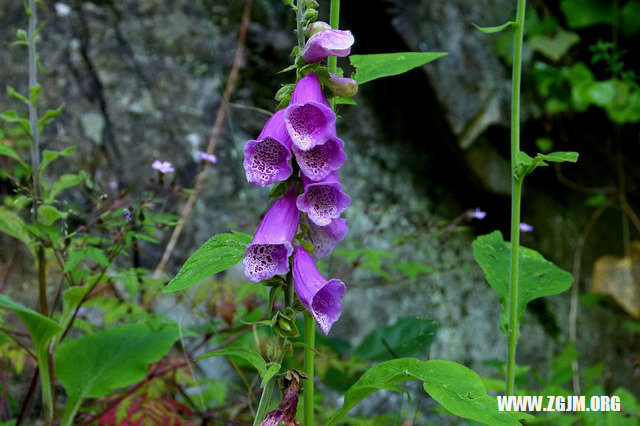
[196,347,280,387]
[393,262,437,279]
[0,295,62,353]
[0,207,34,252]
[7,86,29,105]
[37,105,63,133]
[268,182,287,199]
[64,245,109,273]
[472,21,515,34]
[163,231,252,293]
[45,171,89,203]
[39,205,68,226]
[0,111,31,134]
[55,321,179,424]
[516,151,578,177]
[327,358,521,426]
[0,143,29,169]
[39,146,76,177]
[334,248,393,279]
[528,30,580,62]
[472,231,573,336]
[561,0,614,29]
[350,52,448,85]
[354,317,438,361]
[335,96,357,105]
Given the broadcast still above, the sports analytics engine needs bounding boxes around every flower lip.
[292,135,346,182]
[243,109,293,187]
[293,246,346,335]
[302,29,355,63]
[243,188,300,282]
[297,172,350,227]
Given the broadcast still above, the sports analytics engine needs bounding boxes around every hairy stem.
[328,0,340,110]
[296,0,305,49]
[506,0,526,397]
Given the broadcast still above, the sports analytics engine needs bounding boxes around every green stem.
[303,312,315,426]
[254,370,278,425]
[506,0,526,397]
[328,0,340,110]
[296,0,305,49]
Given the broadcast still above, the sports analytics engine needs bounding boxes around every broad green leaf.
[354,317,438,361]
[473,21,515,34]
[560,0,613,29]
[0,207,34,252]
[0,295,62,352]
[0,142,29,169]
[528,30,580,62]
[58,286,91,332]
[196,347,280,387]
[163,231,252,293]
[516,151,578,177]
[45,171,89,203]
[39,205,68,226]
[38,146,76,177]
[350,52,448,85]
[327,358,521,426]
[56,321,179,424]
[472,231,573,336]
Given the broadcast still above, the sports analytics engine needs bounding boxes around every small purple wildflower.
[468,208,487,220]
[520,223,534,232]
[284,72,336,151]
[123,208,133,222]
[293,246,346,335]
[243,187,300,282]
[199,152,218,164]
[244,109,294,187]
[151,160,175,174]
[296,172,351,227]
[302,29,355,63]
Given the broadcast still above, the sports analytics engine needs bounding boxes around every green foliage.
[0,206,33,252]
[196,347,281,387]
[327,358,522,425]
[163,231,252,293]
[354,317,437,361]
[528,30,580,62]
[0,295,62,354]
[473,21,515,34]
[44,171,90,202]
[560,0,614,29]
[0,141,28,169]
[55,321,179,424]
[515,151,579,178]
[349,52,448,85]
[333,248,393,279]
[38,146,76,177]
[472,231,573,336]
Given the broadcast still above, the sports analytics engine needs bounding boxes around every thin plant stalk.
[506,0,526,396]
[303,312,315,425]
[328,0,340,110]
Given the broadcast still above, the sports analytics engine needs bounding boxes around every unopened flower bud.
[305,21,331,37]
[271,308,300,338]
[304,8,318,23]
[327,73,358,98]
[304,0,319,9]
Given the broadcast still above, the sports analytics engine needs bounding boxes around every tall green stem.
[303,312,315,426]
[328,0,340,110]
[506,0,526,396]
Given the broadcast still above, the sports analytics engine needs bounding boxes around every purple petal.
[285,73,336,151]
[293,246,345,335]
[302,29,354,63]
[152,160,175,174]
[296,172,350,226]
[292,135,346,181]
[304,216,348,260]
[199,152,218,164]
[467,208,486,220]
[244,188,300,282]
[244,110,293,187]
[520,223,534,232]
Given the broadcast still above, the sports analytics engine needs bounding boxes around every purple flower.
[326,73,358,98]
[293,246,345,335]
[199,151,218,164]
[292,135,346,182]
[520,223,534,232]
[123,208,133,222]
[244,109,294,187]
[243,188,300,282]
[152,160,174,174]
[302,29,354,63]
[468,208,487,220]
[304,216,348,260]
[284,72,336,151]
[296,172,350,227]
[261,374,300,426]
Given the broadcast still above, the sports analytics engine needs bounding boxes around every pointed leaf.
[472,21,516,34]
[196,347,280,387]
[0,143,29,169]
[350,52,448,85]
[39,146,76,176]
[0,295,62,352]
[354,317,438,361]
[163,231,252,293]
[0,207,34,252]
[472,231,573,336]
